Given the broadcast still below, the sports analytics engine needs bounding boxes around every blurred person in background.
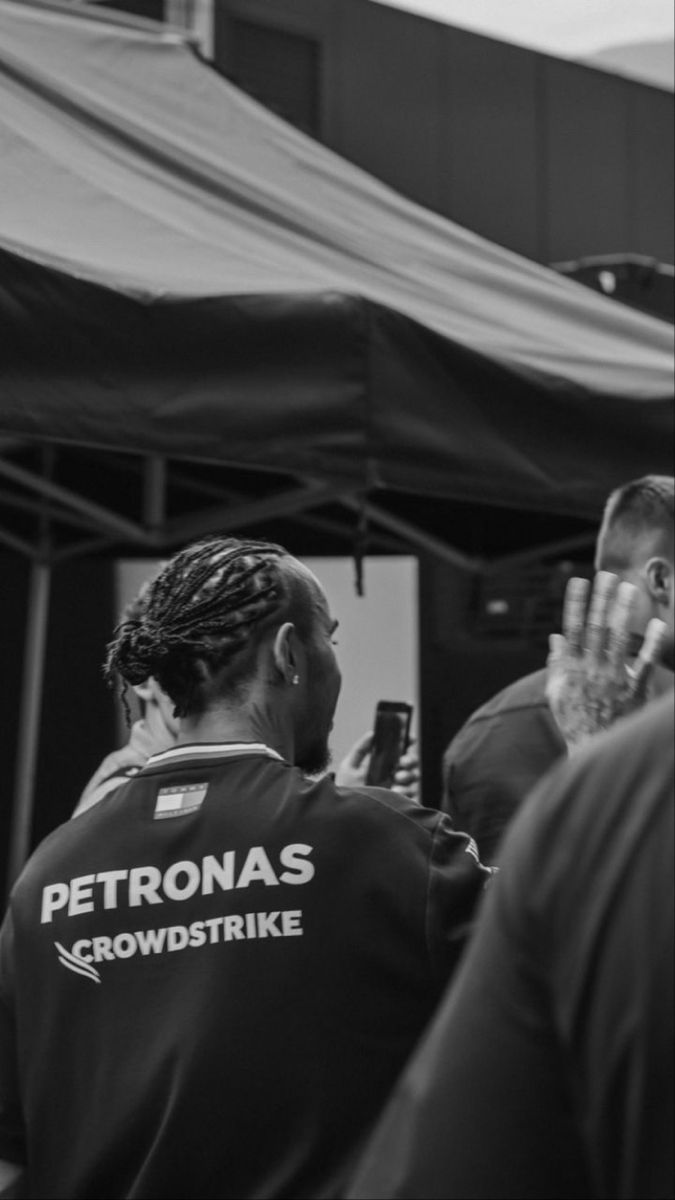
[74,589,180,816]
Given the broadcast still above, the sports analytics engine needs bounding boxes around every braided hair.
[105,537,315,719]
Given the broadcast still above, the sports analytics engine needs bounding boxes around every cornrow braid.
[105,537,314,718]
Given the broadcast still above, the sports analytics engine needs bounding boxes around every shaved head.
[596,475,674,574]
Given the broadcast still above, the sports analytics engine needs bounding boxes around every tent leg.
[6,559,51,893]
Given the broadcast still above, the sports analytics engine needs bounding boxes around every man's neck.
[143,699,176,748]
[176,706,292,765]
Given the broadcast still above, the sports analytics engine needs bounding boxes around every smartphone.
[365,701,413,788]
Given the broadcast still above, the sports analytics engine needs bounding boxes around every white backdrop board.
[303,557,419,769]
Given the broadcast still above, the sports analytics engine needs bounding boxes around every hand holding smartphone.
[365,701,413,788]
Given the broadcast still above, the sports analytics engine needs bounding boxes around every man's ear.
[646,557,672,609]
[271,623,298,686]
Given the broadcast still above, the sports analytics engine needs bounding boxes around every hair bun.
[108,616,166,685]
[132,618,165,661]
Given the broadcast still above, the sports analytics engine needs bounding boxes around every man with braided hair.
[0,536,490,1200]
[73,579,421,819]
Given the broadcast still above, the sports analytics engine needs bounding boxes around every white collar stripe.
[146,743,284,767]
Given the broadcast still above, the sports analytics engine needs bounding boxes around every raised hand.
[390,743,421,802]
[546,571,667,754]
[335,731,374,789]
[335,731,421,801]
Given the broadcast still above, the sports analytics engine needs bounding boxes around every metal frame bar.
[0,456,153,546]
[50,536,116,566]
[0,450,405,564]
[340,497,485,574]
[161,481,357,546]
[485,530,597,575]
[0,526,36,559]
[170,467,404,551]
[0,484,108,537]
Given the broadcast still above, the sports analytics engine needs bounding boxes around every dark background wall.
[416,554,590,807]
[96,0,674,265]
[212,0,674,266]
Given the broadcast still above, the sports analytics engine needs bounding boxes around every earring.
[292,674,300,686]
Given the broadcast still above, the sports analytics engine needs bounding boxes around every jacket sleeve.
[425,814,493,982]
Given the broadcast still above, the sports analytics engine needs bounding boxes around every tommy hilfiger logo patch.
[154,783,208,820]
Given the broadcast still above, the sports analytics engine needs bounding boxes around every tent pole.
[0,456,154,547]
[6,556,51,892]
[485,530,597,575]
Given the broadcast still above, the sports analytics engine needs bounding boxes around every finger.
[397,749,419,771]
[396,756,420,773]
[584,572,619,663]
[547,632,567,666]
[346,731,374,768]
[606,581,637,672]
[393,766,420,786]
[631,618,668,701]
[392,783,420,803]
[562,577,590,655]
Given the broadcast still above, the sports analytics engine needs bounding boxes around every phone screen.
[365,701,413,788]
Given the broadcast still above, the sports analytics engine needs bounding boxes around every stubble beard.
[296,736,333,778]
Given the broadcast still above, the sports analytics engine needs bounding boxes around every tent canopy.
[0,0,673,572]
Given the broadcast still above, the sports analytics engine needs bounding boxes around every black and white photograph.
[0,1,673,1196]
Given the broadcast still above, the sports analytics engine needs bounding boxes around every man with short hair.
[0,536,489,1200]
[442,474,674,863]
[594,475,674,663]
